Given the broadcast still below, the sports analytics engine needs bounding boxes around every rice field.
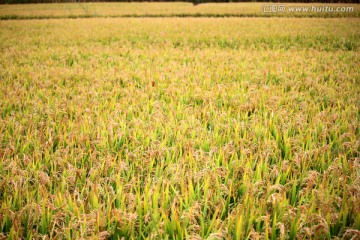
[0,5,360,240]
[0,2,359,19]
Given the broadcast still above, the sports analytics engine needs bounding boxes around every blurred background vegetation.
[1,0,359,5]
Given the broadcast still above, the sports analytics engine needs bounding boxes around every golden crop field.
[0,4,360,240]
[0,2,360,19]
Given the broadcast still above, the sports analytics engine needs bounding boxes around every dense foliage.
[1,12,359,239]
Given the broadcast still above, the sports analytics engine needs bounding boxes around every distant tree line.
[1,0,359,5]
